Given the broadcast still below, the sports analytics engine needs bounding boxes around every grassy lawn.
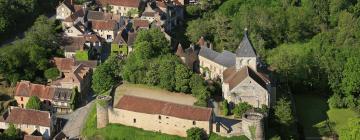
[294,93,358,137]
[75,50,89,60]
[327,108,358,133]
[82,104,248,140]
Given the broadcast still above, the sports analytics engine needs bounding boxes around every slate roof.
[199,47,219,61]
[199,47,236,67]
[3,108,51,127]
[53,88,72,102]
[223,66,270,90]
[236,32,257,57]
[116,95,212,121]
[14,81,55,100]
[213,50,236,67]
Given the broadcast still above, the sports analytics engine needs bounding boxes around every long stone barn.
[103,95,213,137]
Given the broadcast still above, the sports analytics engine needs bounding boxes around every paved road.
[58,101,95,139]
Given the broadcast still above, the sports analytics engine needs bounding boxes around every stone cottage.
[0,107,55,139]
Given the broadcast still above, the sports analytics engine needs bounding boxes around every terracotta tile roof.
[133,19,149,29]
[83,34,102,43]
[24,135,44,140]
[4,108,51,127]
[14,81,55,100]
[96,0,140,8]
[91,20,118,30]
[223,66,269,90]
[115,95,212,121]
[53,57,75,72]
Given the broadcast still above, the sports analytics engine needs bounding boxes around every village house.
[133,19,150,30]
[107,95,213,137]
[14,81,54,110]
[95,0,140,16]
[64,22,86,37]
[91,20,119,42]
[57,0,87,28]
[52,57,93,95]
[111,29,137,56]
[14,81,75,114]
[0,107,55,139]
[56,0,82,20]
[63,34,103,58]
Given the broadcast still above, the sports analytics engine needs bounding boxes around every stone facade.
[96,95,112,128]
[0,107,55,140]
[102,95,213,137]
[241,111,264,140]
[109,108,212,137]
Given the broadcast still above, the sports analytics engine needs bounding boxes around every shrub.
[233,102,252,117]
[221,100,229,116]
[186,127,207,140]
[26,96,41,110]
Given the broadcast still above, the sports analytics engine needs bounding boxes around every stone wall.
[241,111,264,140]
[96,95,112,128]
[108,108,212,137]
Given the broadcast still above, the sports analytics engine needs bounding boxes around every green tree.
[186,127,207,140]
[175,64,192,93]
[44,67,60,80]
[186,19,213,43]
[339,117,360,140]
[3,123,21,140]
[135,29,171,55]
[233,102,252,117]
[92,55,122,94]
[26,96,41,110]
[158,55,178,91]
[274,98,294,126]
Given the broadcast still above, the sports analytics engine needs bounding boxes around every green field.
[294,93,358,137]
[82,105,248,140]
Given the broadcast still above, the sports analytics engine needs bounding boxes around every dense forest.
[186,0,360,112]
[0,0,57,43]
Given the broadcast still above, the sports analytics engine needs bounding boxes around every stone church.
[176,30,276,108]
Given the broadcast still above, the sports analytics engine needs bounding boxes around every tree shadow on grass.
[294,93,330,138]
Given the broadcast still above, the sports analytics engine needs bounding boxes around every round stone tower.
[96,95,112,128]
[241,111,264,140]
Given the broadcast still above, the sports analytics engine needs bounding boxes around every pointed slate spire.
[236,28,257,57]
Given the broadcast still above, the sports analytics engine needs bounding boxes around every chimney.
[71,0,73,5]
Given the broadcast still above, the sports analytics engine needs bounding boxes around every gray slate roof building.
[236,32,257,57]
[199,47,236,68]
